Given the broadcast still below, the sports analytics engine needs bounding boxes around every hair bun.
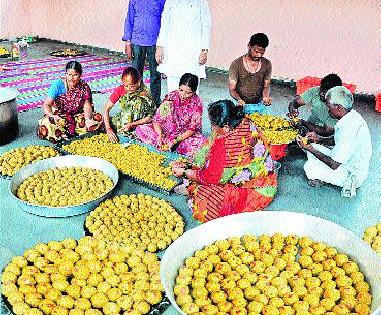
[233,105,245,120]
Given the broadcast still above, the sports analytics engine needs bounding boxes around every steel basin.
[161,211,381,314]
[9,155,118,217]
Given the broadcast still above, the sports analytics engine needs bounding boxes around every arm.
[43,97,55,117]
[123,1,135,59]
[301,120,334,136]
[304,144,341,170]
[156,0,171,64]
[297,135,339,169]
[153,122,164,145]
[173,137,225,184]
[103,100,118,143]
[122,0,134,42]
[229,79,245,105]
[121,116,153,132]
[228,61,245,105]
[169,130,195,149]
[288,95,305,116]
[262,61,272,105]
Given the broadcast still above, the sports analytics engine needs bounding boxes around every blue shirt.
[47,79,66,99]
[122,0,166,46]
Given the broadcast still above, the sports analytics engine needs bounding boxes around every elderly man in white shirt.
[297,86,372,198]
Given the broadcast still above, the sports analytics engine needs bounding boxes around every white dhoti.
[304,144,350,187]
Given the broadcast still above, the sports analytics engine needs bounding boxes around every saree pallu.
[189,172,277,223]
[188,118,277,222]
[37,112,103,143]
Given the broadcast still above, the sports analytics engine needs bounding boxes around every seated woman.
[172,100,277,223]
[135,73,206,158]
[104,67,156,143]
[37,61,103,142]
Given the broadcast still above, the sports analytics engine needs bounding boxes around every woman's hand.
[172,166,185,177]
[106,128,118,143]
[121,122,134,133]
[85,118,98,131]
[171,161,187,169]
[155,46,164,64]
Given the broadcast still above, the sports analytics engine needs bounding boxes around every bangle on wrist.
[106,127,112,132]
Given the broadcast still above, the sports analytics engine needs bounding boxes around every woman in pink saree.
[135,73,206,157]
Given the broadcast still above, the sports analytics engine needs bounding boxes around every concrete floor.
[0,40,380,314]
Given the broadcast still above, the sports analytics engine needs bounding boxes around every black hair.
[249,33,269,48]
[179,73,199,92]
[65,61,83,75]
[122,66,141,83]
[208,100,245,129]
[320,74,342,91]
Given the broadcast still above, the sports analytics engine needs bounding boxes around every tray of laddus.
[0,146,59,179]
[1,237,171,315]
[363,222,381,257]
[84,194,185,253]
[161,211,381,315]
[9,155,118,217]
[247,113,299,145]
[57,133,182,194]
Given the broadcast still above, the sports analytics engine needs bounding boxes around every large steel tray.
[161,211,381,315]
[9,155,119,217]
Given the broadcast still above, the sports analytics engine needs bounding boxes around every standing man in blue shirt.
[123,0,165,107]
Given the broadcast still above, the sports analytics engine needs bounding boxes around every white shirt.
[156,0,211,78]
[331,109,372,185]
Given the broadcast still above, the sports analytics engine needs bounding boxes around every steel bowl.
[161,211,381,314]
[9,155,119,217]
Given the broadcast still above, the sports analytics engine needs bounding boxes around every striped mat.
[0,55,150,112]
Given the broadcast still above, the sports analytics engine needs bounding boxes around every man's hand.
[106,128,118,143]
[296,136,313,151]
[125,43,133,61]
[306,131,321,144]
[155,46,164,64]
[199,50,208,65]
[262,96,273,106]
[237,99,245,106]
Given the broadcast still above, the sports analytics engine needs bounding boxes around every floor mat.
[0,55,151,112]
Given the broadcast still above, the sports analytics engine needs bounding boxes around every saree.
[135,90,206,157]
[188,118,277,222]
[112,84,155,132]
[37,80,103,143]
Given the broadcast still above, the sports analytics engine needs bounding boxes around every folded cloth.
[341,174,358,198]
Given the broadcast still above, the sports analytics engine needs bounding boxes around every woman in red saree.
[37,61,103,142]
[172,99,277,222]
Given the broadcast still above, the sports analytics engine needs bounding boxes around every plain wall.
[0,0,379,93]
[0,0,31,38]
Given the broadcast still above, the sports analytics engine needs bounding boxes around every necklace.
[244,55,261,74]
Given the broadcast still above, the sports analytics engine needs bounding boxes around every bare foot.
[308,179,325,187]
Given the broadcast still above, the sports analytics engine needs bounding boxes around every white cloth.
[304,144,350,187]
[304,110,372,187]
[156,0,211,78]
